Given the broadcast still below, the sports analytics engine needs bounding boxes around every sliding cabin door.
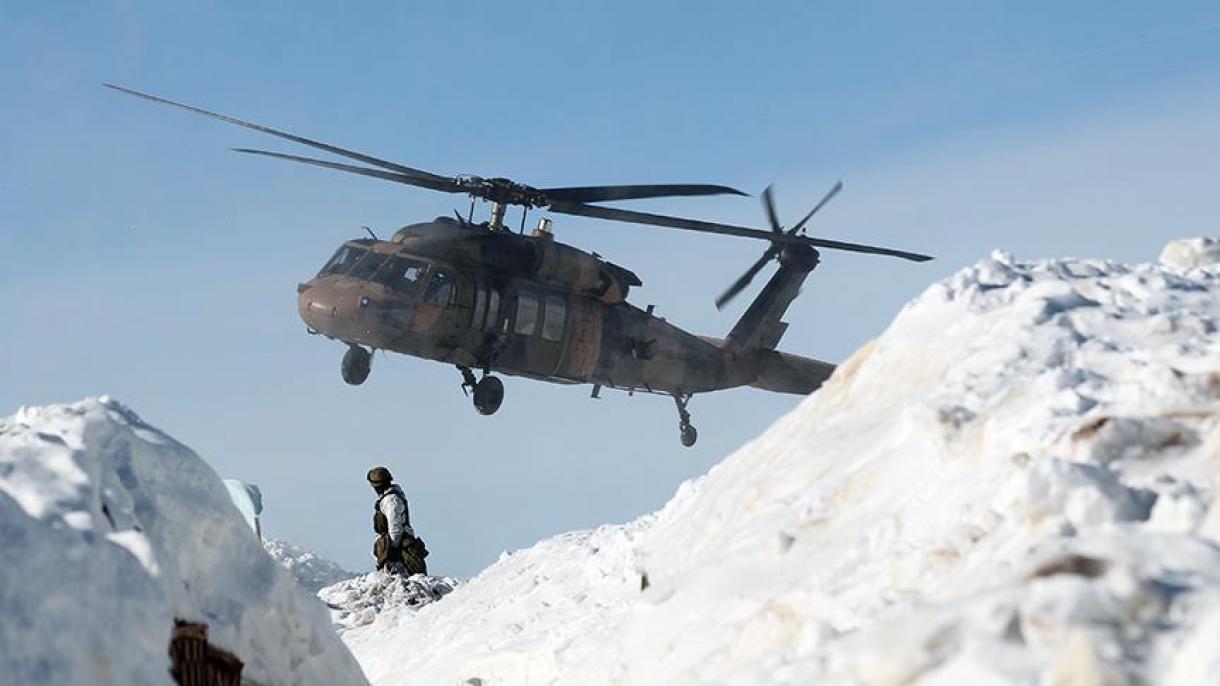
[501,287,566,378]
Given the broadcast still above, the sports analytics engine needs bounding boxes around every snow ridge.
[340,238,1220,685]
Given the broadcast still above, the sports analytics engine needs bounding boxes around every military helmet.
[367,466,393,486]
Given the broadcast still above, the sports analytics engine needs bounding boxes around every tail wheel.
[341,346,371,385]
[680,423,698,448]
[473,376,504,415]
[673,392,697,447]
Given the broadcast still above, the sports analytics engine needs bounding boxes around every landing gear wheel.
[680,423,698,447]
[341,346,371,385]
[473,376,504,415]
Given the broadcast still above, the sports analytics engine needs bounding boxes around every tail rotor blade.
[761,185,783,234]
[789,180,842,236]
[804,236,933,262]
[715,247,778,310]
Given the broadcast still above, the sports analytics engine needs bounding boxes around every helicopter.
[106,84,932,447]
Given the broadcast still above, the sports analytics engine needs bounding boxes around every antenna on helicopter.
[361,225,378,240]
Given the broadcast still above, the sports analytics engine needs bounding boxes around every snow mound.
[1159,236,1220,270]
[0,398,367,686]
[342,238,1220,685]
[264,538,358,593]
[320,572,459,631]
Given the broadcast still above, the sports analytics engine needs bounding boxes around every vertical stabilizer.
[726,245,819,351]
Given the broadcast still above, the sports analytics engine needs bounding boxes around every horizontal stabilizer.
[750,350,835,395]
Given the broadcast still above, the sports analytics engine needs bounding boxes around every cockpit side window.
[374,257,429,294]
[348,252,390,280]
[318,246,367,276]
[423,269,456,307]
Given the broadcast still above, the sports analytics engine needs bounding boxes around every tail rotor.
[715,181,841,310]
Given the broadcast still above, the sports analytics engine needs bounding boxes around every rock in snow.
[0,398,367,685]
[337,239,1220,685]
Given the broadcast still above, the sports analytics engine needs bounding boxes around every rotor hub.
[455,175,549,208]
[780,243,820,270]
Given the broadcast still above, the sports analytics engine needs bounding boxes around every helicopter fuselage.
[297,218,832,397]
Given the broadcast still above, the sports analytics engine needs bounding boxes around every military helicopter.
[107,84,932,446]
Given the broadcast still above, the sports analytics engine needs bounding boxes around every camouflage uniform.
[368,467,428,576]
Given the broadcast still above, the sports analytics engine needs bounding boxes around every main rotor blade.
[541,184,747,204]
[715,247,778,310]
[789,180,842,236]
[232,148,466,194]
[761,185,783,234]
[104,84,450,183]
[551,201,933,260]
[547,201,813,246]
[804,236,933,262]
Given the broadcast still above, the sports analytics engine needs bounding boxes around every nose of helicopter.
[297,278,409,346]
[297,279,360,338]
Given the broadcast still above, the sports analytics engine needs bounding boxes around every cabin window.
[472,285,487,329]
[486,289,501,330]
[514,289,541,335]
[542,294,566,342]
[349,252,389,280]
[375,257,428,294]
[423,270,456,306]
[318,246,366,276]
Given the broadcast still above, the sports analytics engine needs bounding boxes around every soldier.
[367,466,428,576]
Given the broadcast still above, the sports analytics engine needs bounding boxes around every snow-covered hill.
[340,239,1220,685]
[265,537,359,593]
[0,398,368,685]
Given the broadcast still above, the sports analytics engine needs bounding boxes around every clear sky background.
[3,3,1219,577]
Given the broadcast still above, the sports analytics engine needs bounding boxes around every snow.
[339,238,1220,685]
[264,537,359,593]
[0,398,367,686]
[6,238,1216,685]
[320,572,459,630]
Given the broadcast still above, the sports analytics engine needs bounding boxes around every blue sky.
[3,3,1219,576]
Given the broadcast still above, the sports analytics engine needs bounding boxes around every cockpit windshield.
[374,256,429,294]
[348,252,389,280]
[318,245,367,277]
